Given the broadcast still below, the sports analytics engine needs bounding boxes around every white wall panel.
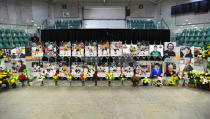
[83,20,125,29]
[83,6,125,19]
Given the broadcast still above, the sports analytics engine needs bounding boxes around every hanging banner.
[85,43,97,57]
[110,42,122,56]
[72,43,84,57]
[98,43,110,56]
[59,42,71,56]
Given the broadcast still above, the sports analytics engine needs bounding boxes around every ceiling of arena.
[50,0,162,4]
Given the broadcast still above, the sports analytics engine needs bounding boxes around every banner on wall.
[97,65,109,77]
[110,42,122,56]
[135,64,151,77]
[136,45,149,56]
[83,64,95,77]
[85,43,97,57]
[149,45,163,57]
[11,47,26,59]
[43,63,57,77]
[72,43,84,57]
[122,66,134,77]
[32,62,43,77]
[98,43,110,56]
[109,63,121,77]
[71,63,83,77]
[122,44,137,56]
[59,42,71,56]
[44,42,57,57]
[59,62,70,77]
[32,45,44,57]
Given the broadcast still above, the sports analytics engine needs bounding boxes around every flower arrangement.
[18,74,28,87]
[171,74,179,86]
[141,77,150,86]
[67,74,73,86]
[0,49,3,59]
[120,73,125,86]
[168,79,175,86]
[0,71,18,88]
[53,73,59,86]
[106,73,114,86]
[80,73,87,86]
[93,71,98,86]
[131,75,140,87]
[39,72,45,86]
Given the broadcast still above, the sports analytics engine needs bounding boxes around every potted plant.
[67,74,73,86]
[188,72,196,88]
[171,74,179,86]
[80,73,87,86]
[141,77,150,86]
[39,72,45,86]
[106,73,114,86]
[18,74,28,87]
[131,75,140,87]
[93,71,98,86]
[120,73,125,86]
[53,73,59,86]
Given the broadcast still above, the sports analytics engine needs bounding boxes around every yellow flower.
[200,79,203,83]
[53,76,58,79]
[67,75,72,80]
[84,74,87,79]
[121,77,125,81]
[0,81,2,84]
[11,79,16,84]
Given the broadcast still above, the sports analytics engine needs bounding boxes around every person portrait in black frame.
[164,43,176,57]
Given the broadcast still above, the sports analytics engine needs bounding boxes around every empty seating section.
[54,20,82,29]
[0,28,31,48]
[177,28,210,47]
[127,20,156,29]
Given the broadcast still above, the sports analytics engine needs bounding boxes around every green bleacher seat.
[2,37,8,43]
[193,42,199,47]
[0,38,2,43]
[0,43,3,48]
[8,38,13,43]
[207,31,210,36]
[3,42,10,48]
[6,33,11,38]
[14,43,21,47]
[1,32,6,38]
[194,37,199,41]
[5,29,10,34]
[17,33,22,38]
[13,37,19,43]
[189,37,194,42]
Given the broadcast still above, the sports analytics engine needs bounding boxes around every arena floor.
[0,80,210,119]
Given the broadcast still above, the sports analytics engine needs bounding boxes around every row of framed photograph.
[1,42,201,58]
[0,58,197,78]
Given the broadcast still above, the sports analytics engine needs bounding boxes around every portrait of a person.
[183,59,193,72]
[165,63,176,76]
[150,45,161,56]
[151,63,162,78]
[16,49,25,58]
[184,47,193,58]
[16,60,26,72]
[164,43,176,56]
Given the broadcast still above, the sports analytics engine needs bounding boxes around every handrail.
[161,18,169,29]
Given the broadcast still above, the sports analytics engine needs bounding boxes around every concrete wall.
[159,0,210,33]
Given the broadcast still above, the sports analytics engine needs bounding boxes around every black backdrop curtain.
[41,29,170,44]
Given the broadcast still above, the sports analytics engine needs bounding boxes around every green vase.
[55,81,58,86]
[121,80,124,86]
[108,81,111,86]
[82,81,85,86]
[95,81,97,86]
[22,82,25,87]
